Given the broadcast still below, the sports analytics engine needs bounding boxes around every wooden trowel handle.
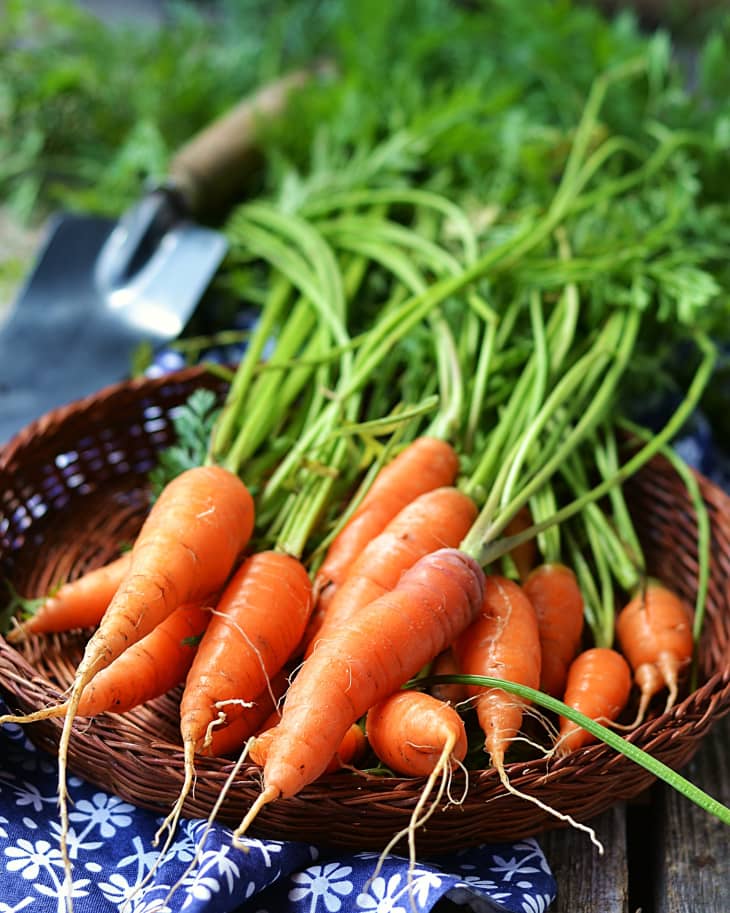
[168,66,321,220]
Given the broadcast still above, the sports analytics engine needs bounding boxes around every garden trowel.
[0,70,310,445]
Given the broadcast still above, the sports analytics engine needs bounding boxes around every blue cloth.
[0,710,556,913]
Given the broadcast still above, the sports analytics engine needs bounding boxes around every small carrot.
[523,563,585,698]
[429,648,468,706]
[5,553,132,644]
[615,581,694,723]
[453,576,542,776]
[557,647,632,753]
[305,486,477,655]
[241,547,485,834]
[312,437,460,616]
[366,690,467,777]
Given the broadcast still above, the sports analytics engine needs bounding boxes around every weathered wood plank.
[653,712,730,913]
[541,802,629,913]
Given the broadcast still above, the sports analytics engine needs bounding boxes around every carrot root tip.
[233,784,280,846]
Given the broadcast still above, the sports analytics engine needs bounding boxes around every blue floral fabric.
[0,710,556,913]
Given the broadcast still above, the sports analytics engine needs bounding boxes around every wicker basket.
[1,366,729,853]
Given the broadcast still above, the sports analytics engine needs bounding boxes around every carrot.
[523,563,585,698]
[47,464,254,883]
[305,486,477,655]
[453,576,541,776]
[180,550,312,754]
[202,669,290,758]
[429,648,468,705]
[240,547,485,835]
[253,718,368,774]
[312,437,460,616]
[365,689,469,882]
[5,552,132,644]
[75,603,211,717]
[155,549,311,846]
[615,581,694,723]
[366,690,467,777]
[454,575,601,846]
[557,647,632,753]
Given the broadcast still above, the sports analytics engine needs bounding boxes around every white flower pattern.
[0,700,555,912]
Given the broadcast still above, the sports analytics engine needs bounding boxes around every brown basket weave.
[1,366,729,853]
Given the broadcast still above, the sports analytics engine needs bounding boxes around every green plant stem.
[416,673,730,827]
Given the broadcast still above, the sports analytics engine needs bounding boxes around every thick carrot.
[52,464,255,877]
[366,690,467,777]
[180,550,312,754]
[312,437,460,615]
[152,549,312,846]
[75,603,211,716]
[453,576,541,775]
[558,647,632,753]
[615,582,694,722]
[523,563,585,698]
[242,547,484,831]
[6,553,131,644]
[305,486,477,655]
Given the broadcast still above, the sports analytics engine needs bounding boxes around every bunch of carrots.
[3,56,730,909]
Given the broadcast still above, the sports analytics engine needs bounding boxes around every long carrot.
[305,486,477,655]
[74,603,212,717]
[5,552,132,644]
[453,576,541,777]
[615,581,694,723]
[180,550,312,755]
[522,563,585,698]
[49,464,255,889]
[155,549,311,848]
[312,436,460,614]
[557,647,632,753]
[454,575,601,844]
[241,547,485,835]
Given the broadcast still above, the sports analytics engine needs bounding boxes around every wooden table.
[542,712,729,912]
[433,712,729,912]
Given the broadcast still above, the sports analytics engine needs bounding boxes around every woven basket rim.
[1,368,730,851]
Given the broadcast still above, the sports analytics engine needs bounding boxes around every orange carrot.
[429,648,468,705]
[615,582,694,722]
[76,603,211,716]
[152,549,312,845]
[523,563,585,698]
[6,553,132,644]
[312,437,460,617]
[242,547,485,830]
[453,576,541,775]
[51,464,255,875]
[202,669,290,758]
[180,550,312,755]
[305,486,477,655]
[366,690,467,777]
[252,717,367,774]
[558,647,632,753]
